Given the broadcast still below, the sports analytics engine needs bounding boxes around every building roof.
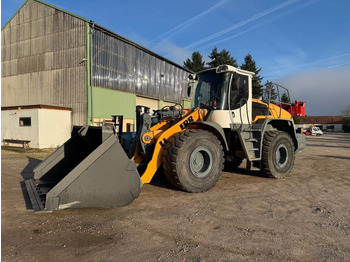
[299,116,343,125]
[2,0,191,73]
[1,105,72,111]
[2,0,90,29]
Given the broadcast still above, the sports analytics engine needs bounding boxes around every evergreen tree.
[207,47,238,68]
[183,51,206,72]
[240,54,263,99]
[264,81,278,102]
[293,116,301,124]
[281,92,291,104]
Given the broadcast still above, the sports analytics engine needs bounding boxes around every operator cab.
[189,65,254,128]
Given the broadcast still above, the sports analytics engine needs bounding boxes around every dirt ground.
[1,133,350,262]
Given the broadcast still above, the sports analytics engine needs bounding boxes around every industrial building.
[1,0,191,148]
[297,116,344,133]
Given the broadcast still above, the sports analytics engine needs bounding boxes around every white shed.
[1,105,71,149]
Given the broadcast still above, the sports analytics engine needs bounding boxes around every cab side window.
[230,74,248,110]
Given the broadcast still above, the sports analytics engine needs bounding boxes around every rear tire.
[261,131,295,178]
[162,129,224,192]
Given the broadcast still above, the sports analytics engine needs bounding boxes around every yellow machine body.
[134,108,207,184]
[252,98,293,123]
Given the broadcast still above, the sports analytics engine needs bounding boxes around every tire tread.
[162,129,224,192]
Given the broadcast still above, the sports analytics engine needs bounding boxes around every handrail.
[237,98,250,131]
[262,82,292,120]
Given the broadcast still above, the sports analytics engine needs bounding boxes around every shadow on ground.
[20,156,42,210]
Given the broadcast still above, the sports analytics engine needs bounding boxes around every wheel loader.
[25,65,306,212]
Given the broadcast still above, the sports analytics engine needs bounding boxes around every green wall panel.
[92,87,136,119]
[182,100,192,109]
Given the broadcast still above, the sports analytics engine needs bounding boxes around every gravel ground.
[1,133,350,262]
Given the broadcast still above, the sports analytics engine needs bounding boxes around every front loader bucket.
[25,126,141,212]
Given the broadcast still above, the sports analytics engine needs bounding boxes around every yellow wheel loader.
[25,65,305,212]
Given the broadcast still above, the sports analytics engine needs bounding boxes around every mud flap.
[296,133,306,153]
[25,126,141,212]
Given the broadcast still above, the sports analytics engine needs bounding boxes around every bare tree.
[341,106,350,117]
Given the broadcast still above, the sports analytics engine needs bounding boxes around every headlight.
[216,65,229,73]
[188,74,196,80]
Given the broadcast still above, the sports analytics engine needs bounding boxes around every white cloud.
[126,33,151,47]
[275,48,307,68]
[263,47,308,79]
[185,0,303,50]
[151,0,227,43]
[276,67,350,116]
[264,52,350,79]
[153,39,192,66]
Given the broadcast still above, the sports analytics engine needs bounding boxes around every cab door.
[209,73,252,128]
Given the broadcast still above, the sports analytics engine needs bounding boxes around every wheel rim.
[189,146,213,178]
[275,144,288,168]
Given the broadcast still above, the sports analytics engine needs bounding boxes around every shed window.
[19,117,31,126]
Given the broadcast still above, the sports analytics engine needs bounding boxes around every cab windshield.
[191,70,231,110]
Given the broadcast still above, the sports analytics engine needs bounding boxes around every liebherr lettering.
[180,116,194,130]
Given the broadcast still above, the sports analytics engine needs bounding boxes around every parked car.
[306,126,323,136]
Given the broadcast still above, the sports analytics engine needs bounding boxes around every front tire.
[261,131,295,178]
[162,129,224,192]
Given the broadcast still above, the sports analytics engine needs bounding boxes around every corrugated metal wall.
[90,27,189,103]
[1,0,87,125]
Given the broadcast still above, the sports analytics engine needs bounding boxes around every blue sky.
[1,0,350,116]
